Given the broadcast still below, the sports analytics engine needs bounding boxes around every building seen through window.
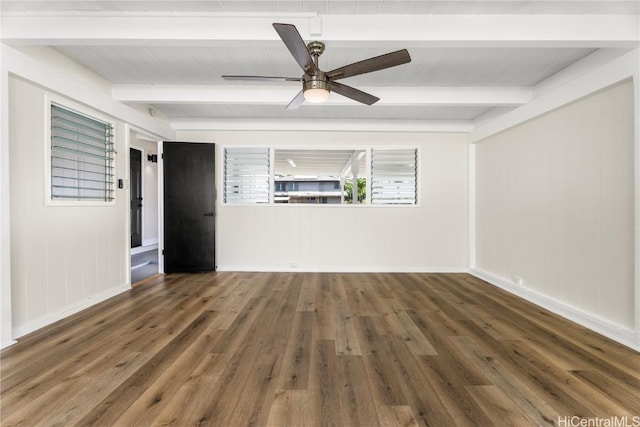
[274,149,366,204]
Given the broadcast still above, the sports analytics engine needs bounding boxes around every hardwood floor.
[1,272,639,426]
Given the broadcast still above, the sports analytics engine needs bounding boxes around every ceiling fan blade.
[273,23,319,75]
[286,90,306,110]
[222,75,302,82]
[330,81,379,105]
[327,49,411,80]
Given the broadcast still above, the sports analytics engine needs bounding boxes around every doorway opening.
[130,132,160,283]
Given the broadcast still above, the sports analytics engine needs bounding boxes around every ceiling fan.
[222,23,412,109]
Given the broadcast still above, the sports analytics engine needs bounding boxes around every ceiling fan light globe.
[304,88,330,103]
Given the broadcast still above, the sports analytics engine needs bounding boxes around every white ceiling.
[2,1,638,15]
[1,1,638,130]
[54,45,595,87]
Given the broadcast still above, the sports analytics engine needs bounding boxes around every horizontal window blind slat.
[51,164,114,177]
[225,155,270,160]
[52,156,114,170]
[52,184,114,191]
[371,200,416,205]
[372,179,416,182]
[224,175,270,180]
[51,175,114,185]
[52,144,112,161]
[372,181,416,185]
[52,195,114,200]
[224,185,270,190]
[224,172,270,176]
[224,183,270,188]
[225,188,270,193]
[372,187,416,191]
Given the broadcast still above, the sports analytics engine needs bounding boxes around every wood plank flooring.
[1,272,639,426]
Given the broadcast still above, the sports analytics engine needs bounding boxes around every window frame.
[44,95,117,207]
[370,147,419,205]
[223,146,271,204]
[221,145,420,208]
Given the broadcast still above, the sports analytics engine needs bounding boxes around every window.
[223,146,417,206]
[224,147,270,203]
[274,149,364,204]
[371,148,417,204]
[50,103,115,202]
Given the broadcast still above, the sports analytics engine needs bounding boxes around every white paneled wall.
[474,80,635,335]
[177,131,469,272]
[9,77,130,337]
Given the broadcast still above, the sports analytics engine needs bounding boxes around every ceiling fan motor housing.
[303,72,330,92]
[303,72,330,102]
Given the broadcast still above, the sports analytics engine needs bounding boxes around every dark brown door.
[130,148,142,248]
[163,142,215,272]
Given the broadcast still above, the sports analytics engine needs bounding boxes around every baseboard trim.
[142,239,158,248]
[216,265,468,273]
[12,283,131,340]
[131,243,158,255]
[1,340,17,350]
[469,268,639,352]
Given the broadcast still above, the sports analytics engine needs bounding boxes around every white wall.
[13,46,113,95]
[9,77,130,338]
[1,44,172,347]
[473,80,636,345]
[1,46,14,347]
[176,131,469,272]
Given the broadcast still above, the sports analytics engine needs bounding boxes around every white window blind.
[371,148,417,205]
[224,147,270,204]
[50,104,115,201]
